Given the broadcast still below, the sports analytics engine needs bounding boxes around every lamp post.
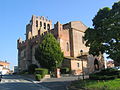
[80,50,84,80]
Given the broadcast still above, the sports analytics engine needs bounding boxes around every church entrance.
[94,58,99,70]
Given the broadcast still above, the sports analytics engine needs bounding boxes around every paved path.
[0,75,50,90]
[40,76,79,90]
[21,74,89,90]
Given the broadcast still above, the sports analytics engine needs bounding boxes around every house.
[0,61,10,75]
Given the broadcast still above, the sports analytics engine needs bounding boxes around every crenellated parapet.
[17,38,26,49]
[35,16,52,22]
[17,34,42,50]
[26,15,52,40]
[63,23,70,30]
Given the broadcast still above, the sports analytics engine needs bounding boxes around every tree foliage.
[35,33,64,70]
[28,64,38,74]
[84,1,120,63]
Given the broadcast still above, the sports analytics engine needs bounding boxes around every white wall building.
[0,61,10,75]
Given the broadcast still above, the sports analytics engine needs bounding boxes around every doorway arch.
[94,58,99,70]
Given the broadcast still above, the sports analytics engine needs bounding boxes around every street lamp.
[80,50,84,80]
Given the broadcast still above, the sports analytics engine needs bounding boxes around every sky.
[0,0,118,69]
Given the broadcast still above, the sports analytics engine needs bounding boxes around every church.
[17,15,105,75]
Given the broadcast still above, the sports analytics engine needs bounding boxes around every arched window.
[38,30,40,35]
[94,58,99,70]
[36,20,38,27]
[44,23,46,29]
[77,63,80,67]
[47,24,50,30]
[82,36,84,44]
[67,42,69,51]
[40,21,42,27]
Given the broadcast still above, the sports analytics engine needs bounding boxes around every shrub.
[89,68,119,80]
[100,68,119,76]
[35,68,48,78]
[89,74,117,80]
[35,74,42,81]
[60,67,70,74]
[28,64,38,74]
[19,70,28,75]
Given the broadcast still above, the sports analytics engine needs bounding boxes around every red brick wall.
[59,29,70,56]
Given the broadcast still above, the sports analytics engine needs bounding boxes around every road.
[40,75,89,90]
[0,75,50,90]
[40,76,79,90]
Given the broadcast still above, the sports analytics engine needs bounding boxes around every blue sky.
[0,0,118,69]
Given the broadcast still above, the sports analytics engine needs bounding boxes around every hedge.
[35,74,42,81]
[89,68,120,80]
[35,68,48,78]
[89,74,117,80]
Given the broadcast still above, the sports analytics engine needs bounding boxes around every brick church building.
[17,15,105,75]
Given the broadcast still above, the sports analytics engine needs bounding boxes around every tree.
[28,64,38,74]
[35,33,64,70]
[84,1,120,64]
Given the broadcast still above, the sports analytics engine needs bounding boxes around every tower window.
[77,63,80,67]
[38,30,40,35]
[47,24,50,30]
[36,20,38,27]
[44,23,46,29]
[40,21,42,27]
[82,36,84,44]
[67,42,69,51]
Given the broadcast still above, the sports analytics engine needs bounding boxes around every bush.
[28,64,38,74]
[19,70,28,75]
[60,67,70,74]
[35,74,42,81]
[89,74,117,80]
[117,71,120,78]
[100,68,119,76]
[89,68,119,80]
[35,68,48,78]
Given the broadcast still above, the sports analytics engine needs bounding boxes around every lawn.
[68,78,120,90]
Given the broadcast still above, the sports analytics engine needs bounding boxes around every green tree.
[28,64,38,74]
[35,33,64,70]
[84,1,120,64]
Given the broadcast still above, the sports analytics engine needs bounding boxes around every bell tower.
[26,15,52,39]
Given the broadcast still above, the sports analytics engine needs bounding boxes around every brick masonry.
[17,15,105,74]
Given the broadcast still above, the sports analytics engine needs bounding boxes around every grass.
[68,78,120,90]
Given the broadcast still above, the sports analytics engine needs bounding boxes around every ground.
[0,74,87,90]
[0,75,50,90]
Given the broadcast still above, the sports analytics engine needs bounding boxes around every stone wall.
[31,44,40,67]
[17,15,104,73]
[71,21,89,57]
[59,29,70,56]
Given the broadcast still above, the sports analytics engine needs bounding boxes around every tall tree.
[84,1,120,64]
[35,33,64,70]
